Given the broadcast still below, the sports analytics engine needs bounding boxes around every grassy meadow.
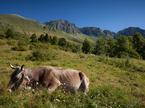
[0,38,145,108]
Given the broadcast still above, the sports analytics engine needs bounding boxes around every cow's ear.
[21,65,24,70]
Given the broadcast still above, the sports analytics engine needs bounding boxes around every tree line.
[1,29,145,60]
[82,32,145,59]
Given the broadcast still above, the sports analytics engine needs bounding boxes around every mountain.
[0,14,92,44]
[103,30,116,37]
[79,27,115,37]
[117,27,145,37]
[1,14,145,39]
[45,19,80,34]
[0,14,44,35]
[79,27,104,37]
[45,20,115,37]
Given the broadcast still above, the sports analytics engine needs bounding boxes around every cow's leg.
[47,78,61,93]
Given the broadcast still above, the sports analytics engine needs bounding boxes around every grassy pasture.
[0,39,145,108]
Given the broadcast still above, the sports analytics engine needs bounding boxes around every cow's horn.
[21,65,24,70]
[10,64,16,69]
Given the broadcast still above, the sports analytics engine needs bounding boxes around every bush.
[71,45,81,53]
[82,38,91,54]
[0,34,5,39]
[58,38,67,47]
[30,33,37,42]
[29,42,51,50]
[5,29,15,39]
[66,43,81,53]
[94,38,107,55]
[27,49,58,61]
[0,40,6,46]
[51,36,58,45]
[129,49,141,59]
[12,39,29,51]
[38,34,50,43]
[38,34,45,42]
[6,40,16,46]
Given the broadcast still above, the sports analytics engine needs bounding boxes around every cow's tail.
[79,72,89,93]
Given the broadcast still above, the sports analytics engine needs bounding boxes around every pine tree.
[115,36,131,58]
[5,29,15,38]
[94,38,106,55]
[44,33,49,42]
[38,34,45,42]
[132,32,145,54]
[30,33,37,42]
[51,36,58,45]
[58,38,67,47]
[82,38,91,54]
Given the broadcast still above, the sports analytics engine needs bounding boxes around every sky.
[0,0,145,32]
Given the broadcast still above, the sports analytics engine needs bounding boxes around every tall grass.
[0,38,145,108]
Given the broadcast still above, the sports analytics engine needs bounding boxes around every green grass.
[0,39,145,108]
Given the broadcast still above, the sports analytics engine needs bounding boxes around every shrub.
[38,34,45,42]
[30,33,37,42]
[94,38,107,55]
[27,49,58,61]
[5,29,15,39]
[0,40,6,46]
[38,34,50,43]
[82,38,91,54]
[129,49,141,59]
[71,45,81,53]
[0,34,5,39]
[51,36,58,45]
[29,42,51,50]
[66,43,81,53]
[12,39,29,51]
[58,38,67,47]
[6,40,16,46]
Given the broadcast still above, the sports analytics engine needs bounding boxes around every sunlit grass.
[0,39,145,108]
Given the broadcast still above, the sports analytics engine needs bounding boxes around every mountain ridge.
[79,27,116,37]
[0,14,145,37]
[117,27,145,37]
[45,19,80,34]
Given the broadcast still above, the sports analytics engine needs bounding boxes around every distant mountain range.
[45,19,145,37]
[117,27,145,37]
[80,27,116,37]
[0,14,145,38]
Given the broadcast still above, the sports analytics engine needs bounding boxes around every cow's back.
[30,66,89,92]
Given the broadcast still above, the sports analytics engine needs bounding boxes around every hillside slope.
[0,14,44,35]
[0,39,145,107]
[0,14,94,44]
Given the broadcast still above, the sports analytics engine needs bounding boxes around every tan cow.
[8,64,89,93]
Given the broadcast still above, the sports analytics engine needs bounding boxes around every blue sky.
[0,0,145,32]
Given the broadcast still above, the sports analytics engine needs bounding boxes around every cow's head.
[7,64,30,92]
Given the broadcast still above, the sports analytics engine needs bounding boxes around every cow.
[7,64,89,93]
[7,64,30,92]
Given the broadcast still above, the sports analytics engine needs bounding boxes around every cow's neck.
[24,69,33,78]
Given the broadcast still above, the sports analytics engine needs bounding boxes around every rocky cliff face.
[45,19,80,34]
